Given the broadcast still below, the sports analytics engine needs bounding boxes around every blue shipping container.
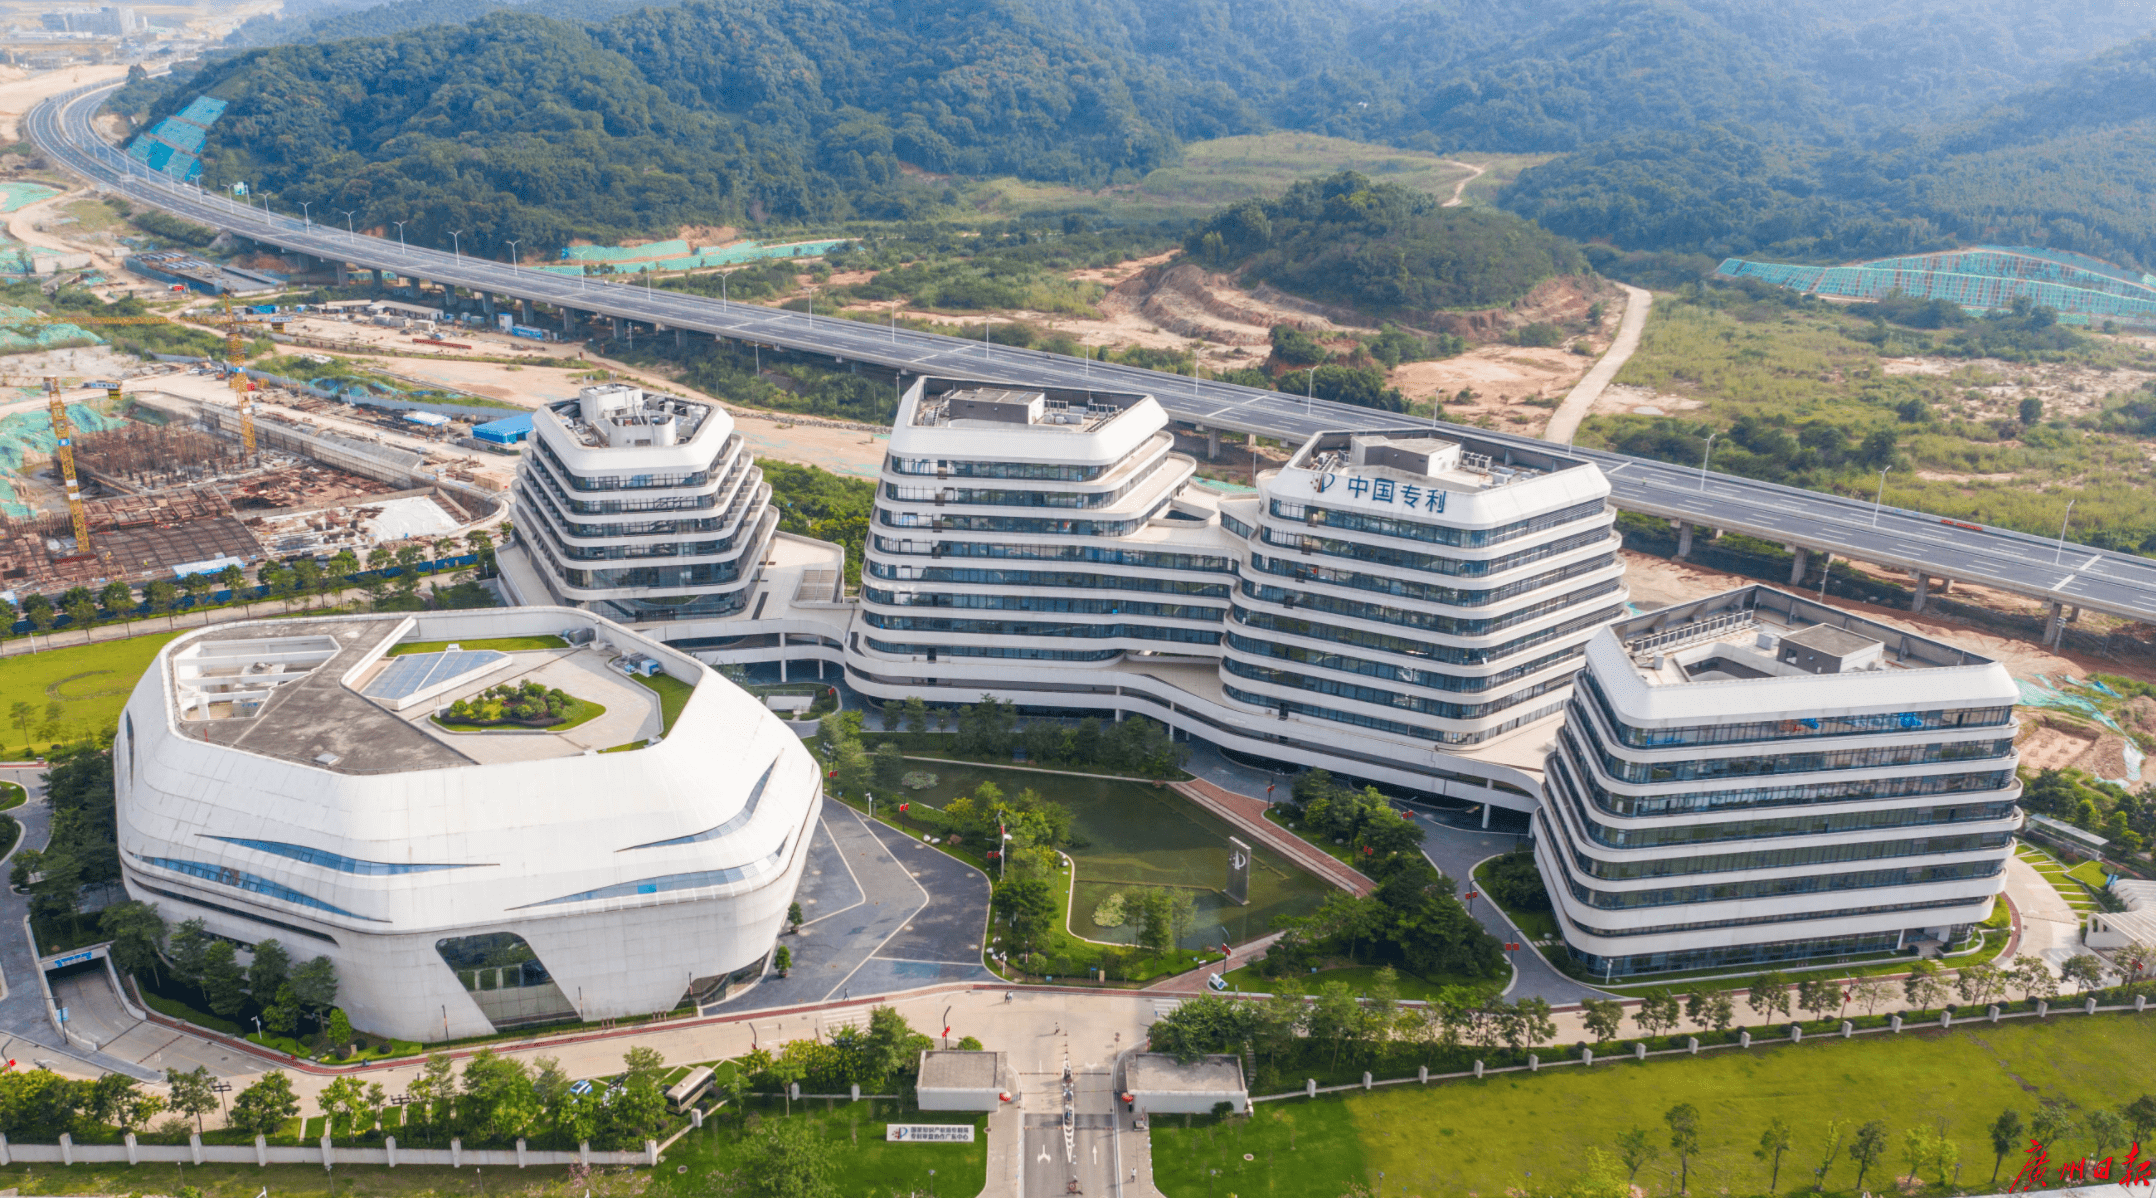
[509,325,547,340]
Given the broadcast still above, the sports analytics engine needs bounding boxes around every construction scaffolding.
[1716,245,2156,328]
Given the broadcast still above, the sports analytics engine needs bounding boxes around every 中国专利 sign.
[1312,472,1447,512]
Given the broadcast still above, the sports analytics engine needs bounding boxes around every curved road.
[30,82,2156,626]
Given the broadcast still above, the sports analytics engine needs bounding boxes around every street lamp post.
[2055,498,2077,565]
[505,240,520,273]
[448,230,463,263]
[298,200,311,225]
[393,220,407,249]
[1872,467,1890,527]
[337,208,356,235]
[1697,432,1718,491]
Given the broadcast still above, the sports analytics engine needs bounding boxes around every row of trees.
[0,530,497,645]
[1150,980,1555,1083]
[1576,1094,2156,1198]
[1575,951,2131,1047]
[97,900,345,1046]
[876,696,1186,778]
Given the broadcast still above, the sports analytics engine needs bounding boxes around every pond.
[887,763,1334,950]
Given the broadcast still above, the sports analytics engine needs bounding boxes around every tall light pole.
[393,220,407,249]
[2054,498,2077,565]
[297,200,311,225]
[1697,432,1718,492]
[504,240,520,273]
[337,208,356,235]
[1306,367,1315,417]
[448,230,463,262]
[1872,466,1890,527]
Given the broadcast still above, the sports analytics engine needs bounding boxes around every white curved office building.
[517,384,776,623]
[834,378,1626,804]
[113,607,820,1042]
[1538,586,2022,977]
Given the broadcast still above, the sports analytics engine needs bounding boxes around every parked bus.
[667,1066,715,1113]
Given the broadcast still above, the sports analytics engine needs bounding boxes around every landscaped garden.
[388,634,568,656]
[433,679,605,731]
[1150,1002,2156,1198]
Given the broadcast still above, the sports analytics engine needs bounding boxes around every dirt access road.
[1543,282,1653,445]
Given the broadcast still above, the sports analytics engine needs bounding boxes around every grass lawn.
[0,1162,584,1196]
[2066,858,2114,889]
[0,630,185,754]
[634,671,695,735]
[431,695,607,734]
[649,1100,985,1198]
[139,990,242,1035]
[1154,1013,2156,1198]
[388,635,568,655]
[1217,962,1503,1002]
[0,780,22,808]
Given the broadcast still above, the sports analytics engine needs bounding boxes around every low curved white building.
[114,607,820,1042]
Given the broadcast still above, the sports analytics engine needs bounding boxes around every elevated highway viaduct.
[34,83,2156,640]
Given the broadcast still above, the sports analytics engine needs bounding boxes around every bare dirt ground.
[1882,354,2156,427]
[1589,381,1704,419]
[0,63,127,143]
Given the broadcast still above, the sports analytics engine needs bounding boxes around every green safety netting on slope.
[0,183,60,214]
[2016,674,2146,786]
[0,305,101,352]
[543,238,850,276]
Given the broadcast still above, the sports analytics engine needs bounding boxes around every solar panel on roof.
[362,650,508,701]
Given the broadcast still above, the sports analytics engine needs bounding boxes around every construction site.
[0,381,503,593]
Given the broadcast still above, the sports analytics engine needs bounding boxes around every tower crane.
[43,376,90,556]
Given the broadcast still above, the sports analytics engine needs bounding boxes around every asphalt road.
[31,81,2156,625]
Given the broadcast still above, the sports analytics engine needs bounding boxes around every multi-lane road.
[30,82,2156,627]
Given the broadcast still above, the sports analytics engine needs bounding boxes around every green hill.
[1185,171,1584,318]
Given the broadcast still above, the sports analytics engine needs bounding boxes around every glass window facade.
[867,563,1231,597]
[1238,579,1623,638]
[1226,632,1581,694]
[1553,727,2018,815]
[1224,659,1568,721]
[864,637,1121,662]
[1259,526,1614,579]
[1576,672,2012,749]
[1558,858,2004,910]
[863,612,1222,644]
[1249,552,1618,609]
[1234,603,1624,667]
[133,854,384,921]
[873,538,1230,572]
[205,837,479,875]
[866,589,1223,621]
[888,455,1106,481]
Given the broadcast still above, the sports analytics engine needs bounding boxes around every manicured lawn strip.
[0,631,185,755]
[1595,927,2017,997]
[387,635,568,655]
[634,671,695,734]
[0,780,24,809]
[2066,858,2112,888]
[1154,1013,2156,1198]
[648,1100,985,1198]
[1217,962,1503,1002]
[431,695,607,733]
[870,738,1190,783]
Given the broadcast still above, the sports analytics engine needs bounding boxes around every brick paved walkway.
[1170,778,1375,897]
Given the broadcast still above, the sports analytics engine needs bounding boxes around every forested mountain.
[1503,34,2156,270]
[116,0,2156,259]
